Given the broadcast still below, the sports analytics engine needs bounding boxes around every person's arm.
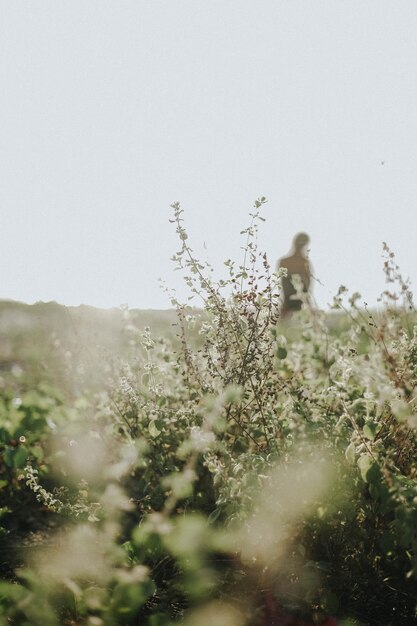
[305,260,313,293]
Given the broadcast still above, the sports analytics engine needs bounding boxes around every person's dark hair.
[293,232,310,251]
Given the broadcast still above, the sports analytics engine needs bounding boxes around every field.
[1,208,417,626]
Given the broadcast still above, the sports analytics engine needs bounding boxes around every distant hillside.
[0,300,179,395]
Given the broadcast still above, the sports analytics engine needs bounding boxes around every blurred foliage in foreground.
[1,200,417,626]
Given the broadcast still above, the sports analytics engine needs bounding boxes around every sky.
[1,1,417,310]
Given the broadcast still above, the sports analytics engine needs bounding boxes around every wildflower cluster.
[0,200,416,626]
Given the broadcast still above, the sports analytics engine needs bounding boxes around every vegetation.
[1,199,416,625]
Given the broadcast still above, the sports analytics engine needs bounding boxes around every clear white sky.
[1,1,416,310]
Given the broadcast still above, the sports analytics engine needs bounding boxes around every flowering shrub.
[0,199,416,625]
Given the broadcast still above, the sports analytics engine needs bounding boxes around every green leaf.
[13,446,29,469]
[357,453,380,484]
[207,508,221,524]
[320,591,339,614]
[276,347,287,360]
[0,427,10,444]
[357,454,372,482]
[148,421,161,438]
[363,421,380,441]
[379,531,395,555]
[345,442,356,465]
[252,429,265,439]
[141,373,149,386]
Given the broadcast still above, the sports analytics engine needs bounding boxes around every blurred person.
[278,232,311,317]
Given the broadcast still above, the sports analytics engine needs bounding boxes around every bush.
[0,199,417,625]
